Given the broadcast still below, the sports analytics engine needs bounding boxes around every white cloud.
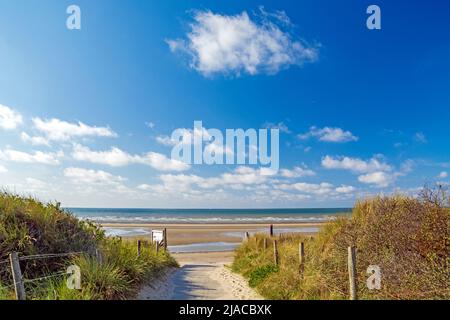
[0,149,63,165]
[277,182,334,195]
[322,155,391,173]
[299,126,358,143]
[167,9,318,76]
[263,122,291,133]
[358,171,393,188]
[64,167,126,186]
[156,127,211,147]
[280,165,315,178]
[0,104,23,130]
[335,185,356,194]
[204,141,234,157]
[32,118,117,142]
[414,132,427,144]
[72,144,190,172]
[141,166,275,195]
[25,177,47,190]
[155,135,176,146]
[220,167,269,185]
[72,144,140,167]
[438,171,448,179]
[145,122,155,129]
[145,152,191,172]
[20,132,51,147]
[0,165,7,173]
[322,155,398,187]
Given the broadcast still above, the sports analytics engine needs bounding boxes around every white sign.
[152,230,164,243]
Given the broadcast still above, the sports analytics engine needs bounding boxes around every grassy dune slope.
[0,193,177,300]
[233,189,450,300]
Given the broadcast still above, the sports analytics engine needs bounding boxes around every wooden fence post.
[163,228,168,250]
[9,252,26,300]
[263,238,267,250]
[273,240,279,266]
[269,224,274,237]
[137,240,142,257]
[155,241,160,254]
[348,246,358,300]
[299,242,305,276]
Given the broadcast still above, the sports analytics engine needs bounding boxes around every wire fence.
[19,252,83,261]
[1,251,87,300]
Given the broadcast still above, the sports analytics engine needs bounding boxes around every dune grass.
[0,192,177,300]
[233,188,450,300]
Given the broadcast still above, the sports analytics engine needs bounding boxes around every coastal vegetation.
[0,192,177,300]
[233,188,450,300]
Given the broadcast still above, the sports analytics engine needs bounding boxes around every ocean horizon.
[68,207,352,224]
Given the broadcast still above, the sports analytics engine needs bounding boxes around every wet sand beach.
[100,222,324,246]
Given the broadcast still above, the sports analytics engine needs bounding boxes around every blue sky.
[0,0,449,208]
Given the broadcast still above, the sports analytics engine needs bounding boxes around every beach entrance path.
[137,252,263,300]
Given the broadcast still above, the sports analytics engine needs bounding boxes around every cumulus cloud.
[32,118,117,142]
[139,166,276,195]
[145,152,191,172]
[322,155,400,188]
[438,171,448,179]
[277,182,334,195]
[321,155,391,173]
[0,149,63,165]
[72,144,140,167]
[137,165,356,203]
[299,126,358,143]
[20,132,51,147]
[64,167,126,186]
[358,171,393,188]
[167,9,318,76]
[0,104,23,130]
[335,185,356,194]
[72,144,190,172]
[280,165,315,178]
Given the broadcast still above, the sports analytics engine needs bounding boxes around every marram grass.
[0,192,177,300]
[233,189,450,300]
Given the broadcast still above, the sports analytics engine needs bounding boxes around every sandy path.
[137,252,262,300]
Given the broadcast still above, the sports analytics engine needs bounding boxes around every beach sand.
[101,223,323,246]
[137,251,263,300]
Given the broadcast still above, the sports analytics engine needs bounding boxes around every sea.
[69,208,351,225]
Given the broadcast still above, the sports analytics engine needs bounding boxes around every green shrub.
[248,264,278,288]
